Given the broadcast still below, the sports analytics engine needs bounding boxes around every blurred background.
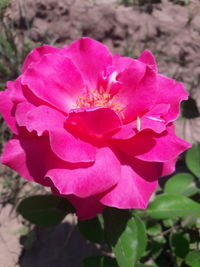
[0,0,200,266]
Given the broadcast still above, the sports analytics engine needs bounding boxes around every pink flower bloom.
[0,38,190,219]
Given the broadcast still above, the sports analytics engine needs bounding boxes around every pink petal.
[112,104,170,140]
[15,104,96,163]
[64,37,112,89]
[46,147,121,198]
[21,84,50,107]
[21,53,85,113]
[135,104,170,134]
[161,158,177,177]
[7,78,25,103]
[133,131,191,162]
[116,128,191,162]
[66,195,104,220]
[156,75,189,123]
[137,116,166,134]
[1,134,51,186]
[65,107,122,140]
[49,129,96,163]
[138,50,158,72]
[112,122,138,140]
[15,102,36,127]
[113,54,144,72]
[0,89,18,134]
[1,128,96,186]
[22,44,61,73]
[117,66,158,123]
[100,157,159,209]
[16,104,66,136]
[8,77,50,108]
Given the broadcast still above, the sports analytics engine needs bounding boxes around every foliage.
[0,2,32,91]
[83,255,118,267]
[17,195,75,227]
[186,144,200,178]
[170,0,189,6]
[0,0,10,11]
[0,26,31,90]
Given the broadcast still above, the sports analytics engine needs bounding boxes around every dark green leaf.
[147,194,200,219]
[169,232,189,258]
[181,97,199,119]
[78,217,104,244]
[146,221,162,236]
[83,256,118,267]
[164,173,199,197]
[104,208,147,267]
[17,195,74,227]
[146,235,166,260]
[162,218,178,227]
[185,251,200,267]
[186,144,200,178]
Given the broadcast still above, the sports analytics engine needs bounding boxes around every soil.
[1,0,200,266]
[6,0,200,93]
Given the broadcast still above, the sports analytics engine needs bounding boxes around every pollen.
[74,89,125,115]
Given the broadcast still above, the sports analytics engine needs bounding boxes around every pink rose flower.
[0,38,190,219]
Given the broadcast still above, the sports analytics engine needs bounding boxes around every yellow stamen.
[74,89,125,116]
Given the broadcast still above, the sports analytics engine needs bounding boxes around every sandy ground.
[0,204,105,267]
[7,0,200,93]
[0,204,22,267]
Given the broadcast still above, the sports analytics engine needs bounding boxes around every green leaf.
[78,217,104,244]
[104,208,147,267]
[169,232,189,258]
[147,193,200,219]
[147,235,166,260]
[0,0,10,11]
[146,221,162,236]
[145,234,166,260]
[17,195,74,227]
[164,173,199,197]
[185,251,200,267]
[162,218,178,227]
[83,256,118,267]
[186,144,200,178]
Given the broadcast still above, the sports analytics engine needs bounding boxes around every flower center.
[74,71,125,117]
[75,89,124,115]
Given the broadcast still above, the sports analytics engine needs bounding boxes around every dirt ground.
[0,0,200,266]
[6,0,200,95]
